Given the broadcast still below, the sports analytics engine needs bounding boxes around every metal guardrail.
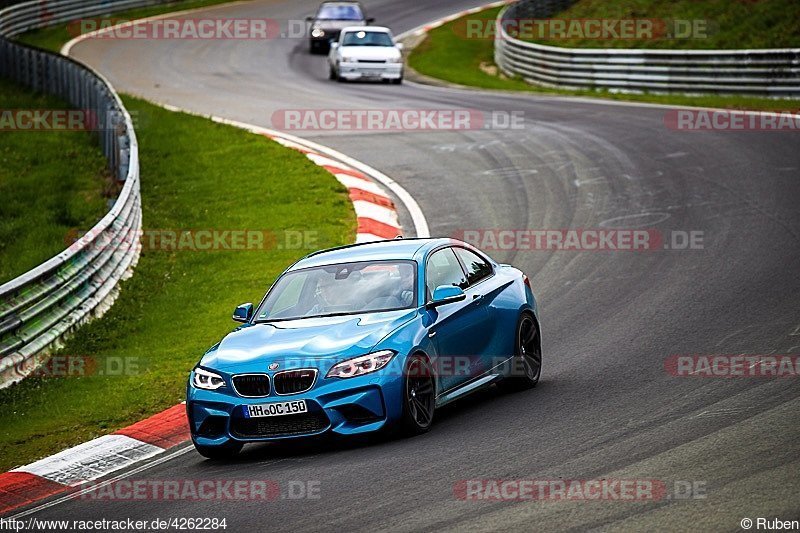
[0,0,176,387]
[495,1,800,96]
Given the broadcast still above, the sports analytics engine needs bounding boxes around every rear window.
[317,4,363,20]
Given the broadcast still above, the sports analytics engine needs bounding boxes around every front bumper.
[310,32,340,46]
[338,61,403,80]
[187,367,405,446]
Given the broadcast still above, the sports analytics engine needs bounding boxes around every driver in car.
[396,266,415,307]
[306,276,341,316]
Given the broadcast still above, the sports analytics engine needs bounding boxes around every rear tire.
[499,313,541,391]
[398,354,435,435]
[193,440,243,460]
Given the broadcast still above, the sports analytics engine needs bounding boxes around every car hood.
[339,46,400,61]
[201,309,417,371]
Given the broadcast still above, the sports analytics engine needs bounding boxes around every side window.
[426,248,467,299]
[454,248,493,286]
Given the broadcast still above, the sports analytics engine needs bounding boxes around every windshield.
[317,4,363,20]
[342,30,394,47]
[256,260,417,321]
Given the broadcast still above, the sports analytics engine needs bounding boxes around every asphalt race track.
[37,0,800,530]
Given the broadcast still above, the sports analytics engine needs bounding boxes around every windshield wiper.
[255,311,358,323]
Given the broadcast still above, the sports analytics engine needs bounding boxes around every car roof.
[291,238,455,270]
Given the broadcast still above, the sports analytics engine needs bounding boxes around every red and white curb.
[397,0,514,40]
[0,405,188,515]
[266,135,403,242]
[152,108,429,242]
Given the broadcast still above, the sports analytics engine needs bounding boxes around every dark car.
[306,1,373,53]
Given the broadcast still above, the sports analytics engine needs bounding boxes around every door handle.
[472,293,483,300]
[428,331,437,338]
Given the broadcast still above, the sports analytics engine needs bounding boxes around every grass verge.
[0,78,110,284]
[0,96,355,472]
[16,0,242,53]
[407,6,800,112]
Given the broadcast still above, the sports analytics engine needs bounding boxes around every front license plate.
[244,400,307,418]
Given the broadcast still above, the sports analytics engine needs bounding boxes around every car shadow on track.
[203,380,553,464]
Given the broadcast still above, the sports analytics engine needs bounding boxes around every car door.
[425,247,491,393]
[453,247,506,373]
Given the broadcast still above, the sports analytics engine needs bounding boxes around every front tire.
[193,440,243,460]
[499,313,542,391]
[329,64,337,80]
[398,354,436,435]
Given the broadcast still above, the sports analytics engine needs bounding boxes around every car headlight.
[192,368,226,390]
[311,28,325,38]
[387,56,403,63]
[342,56,357,63]
[326,350,396,379]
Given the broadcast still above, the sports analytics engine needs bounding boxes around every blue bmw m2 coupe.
[187,238,541,458]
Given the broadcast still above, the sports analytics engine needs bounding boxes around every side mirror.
[232,303,254,323]
[366,17,375,24]
[396,42,404,51]
[305,16,314,22]
[427,285,466,309]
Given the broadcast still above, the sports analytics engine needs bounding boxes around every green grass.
[517,0,800,49]
[408,6,800,113]
[17,0,242,52]
[0,96,355,471]
[0,78,110,284]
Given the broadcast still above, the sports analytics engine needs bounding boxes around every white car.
[328,26,404,84]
